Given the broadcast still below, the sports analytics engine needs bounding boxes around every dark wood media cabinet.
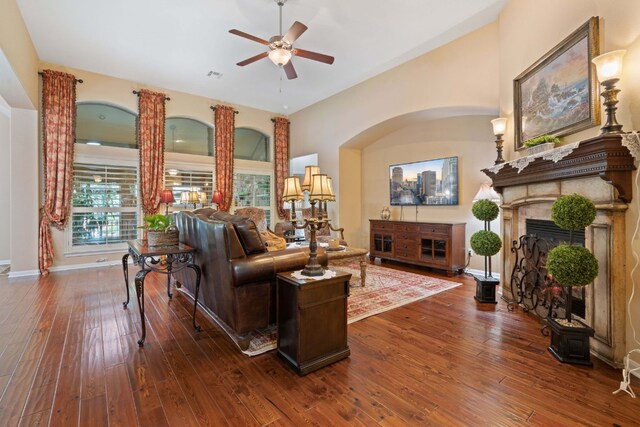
[369,220,466,276]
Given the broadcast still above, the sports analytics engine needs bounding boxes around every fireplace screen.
[508,219,586,320]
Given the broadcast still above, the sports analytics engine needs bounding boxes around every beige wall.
[362,115,497,272]
[290,21,500,247]
[9,108,39,273]
[0,0,38,107]
[41,63,279,269]
[291,0,640,356]
[498,0,640,361]
[0,97,9,262]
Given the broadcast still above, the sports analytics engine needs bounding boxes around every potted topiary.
[140,214,179,247]
[545,194,598,366]
[523,134,560,155]
[470,199,502,304]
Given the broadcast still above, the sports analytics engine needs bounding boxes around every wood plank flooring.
[0,261,639,426]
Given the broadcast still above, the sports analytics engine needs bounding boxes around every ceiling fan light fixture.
[269,48,292,66]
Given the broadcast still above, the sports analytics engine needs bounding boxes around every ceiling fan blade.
[237,52,268,66]
[293,48,334,65]
[229,29,269,45]
[283,21,308,45]
[283,61,298,80]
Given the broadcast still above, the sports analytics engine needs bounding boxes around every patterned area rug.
[0,265,9,275]
[183,259,461,356]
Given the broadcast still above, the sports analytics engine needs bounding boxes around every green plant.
[551,194,596,231]
[547,193,598,323]
[470,230,502,257]
[139,214,171,231]
[472,200,499,222]
[523,134,560,148]
[546,244,598,287]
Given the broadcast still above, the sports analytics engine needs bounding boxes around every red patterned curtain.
[138,89,167,216]
[273,117,290,219]
[39,70,78,275]
[215,105,236,212]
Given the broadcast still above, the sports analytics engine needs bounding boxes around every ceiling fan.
[229,0,334,80]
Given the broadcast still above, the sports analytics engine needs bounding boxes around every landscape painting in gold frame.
[513,17,600,150]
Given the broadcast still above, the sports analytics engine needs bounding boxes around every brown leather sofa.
[174,208,327,349]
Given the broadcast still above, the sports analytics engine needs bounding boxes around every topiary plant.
[546,244,598,287]
[472,199,500,222]
[551,193,596,231]
[546,194,598,323]
[470,230,502,257]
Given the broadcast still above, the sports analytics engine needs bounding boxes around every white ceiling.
[17,0,506,114]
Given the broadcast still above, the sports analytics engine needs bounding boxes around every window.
[233,172,272,225]
[70,163,138,250]
[234,128,270,162]
[76,103,137,148]
[164,168,215,211]
[165,118,214,156]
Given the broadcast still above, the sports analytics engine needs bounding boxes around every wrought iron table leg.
[135,269,151,346]
[122,253,130,307]
[167,273,173,299]
[187,264,202,332]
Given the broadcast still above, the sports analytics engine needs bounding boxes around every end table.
[276,271,351,375]
[122,240,202,346]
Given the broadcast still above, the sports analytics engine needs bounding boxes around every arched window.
[165,117,214,156]
[234,127,270,162]
[76,103,137,148]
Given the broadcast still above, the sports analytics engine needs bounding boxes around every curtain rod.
[271,117,289,123]
[37,71,83,83]
[210,106,239,114]
[132,90,170,101]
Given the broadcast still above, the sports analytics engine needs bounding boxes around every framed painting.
[514,17,600,150]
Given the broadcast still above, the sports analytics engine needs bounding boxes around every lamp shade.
[592,50,626,82]
[309,174,333,201]
[269,48,292,66]
[211,190,223,204]
[301,165,320,191]
[159,189,175,204]
[473,182,501,202]
[180,191,200,204]
[327,177,336,201]
[491,118,507,136]
[198,192,208,204]
[282,177,303,201]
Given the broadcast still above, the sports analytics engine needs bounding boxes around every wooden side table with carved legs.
[122,240,202,346]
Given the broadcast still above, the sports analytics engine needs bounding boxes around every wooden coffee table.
[326,246,369,287]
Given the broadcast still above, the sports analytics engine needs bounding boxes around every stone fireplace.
[484,134,635,366]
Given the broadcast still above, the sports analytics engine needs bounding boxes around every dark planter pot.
[547,316,594,366]
[474,276,499,304]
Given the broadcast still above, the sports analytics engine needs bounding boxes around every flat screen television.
[389,156,458,206]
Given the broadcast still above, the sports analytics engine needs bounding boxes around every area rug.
[182,259,461,356]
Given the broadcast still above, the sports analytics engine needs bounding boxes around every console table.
[277,271,351,375]
[122,240,202,346]
[369,220,465,276]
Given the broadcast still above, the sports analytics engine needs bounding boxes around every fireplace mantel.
[486,133,635,366]
[482,134,636,202]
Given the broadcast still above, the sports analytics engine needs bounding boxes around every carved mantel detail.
[482,134,636,202]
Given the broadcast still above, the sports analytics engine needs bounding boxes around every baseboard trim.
[0,259,10,266]
[49,259,130,273]
[466,268,501,280]
[8,269,40,278]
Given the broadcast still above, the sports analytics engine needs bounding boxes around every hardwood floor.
[0,261,639,426]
